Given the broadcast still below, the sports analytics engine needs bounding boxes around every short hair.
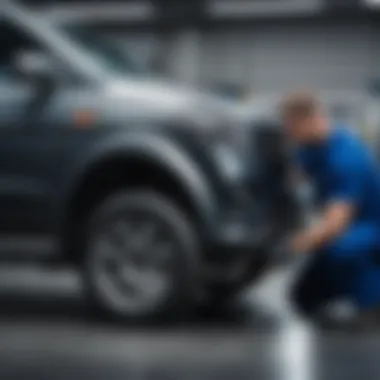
[280,91,322,120]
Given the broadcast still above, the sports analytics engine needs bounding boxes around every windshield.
[59,25,148,77]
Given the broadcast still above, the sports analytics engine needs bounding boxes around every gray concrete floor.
[0,264,379,380]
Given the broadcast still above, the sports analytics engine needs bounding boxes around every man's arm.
[291,149,364,254]
[291,201,355,253]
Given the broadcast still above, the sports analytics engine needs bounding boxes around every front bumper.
[199,120,303,263]
[205,172,305,262]
[206,201,292,263]
[214,206,273,245]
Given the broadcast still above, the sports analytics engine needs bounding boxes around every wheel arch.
[60,134,217,261]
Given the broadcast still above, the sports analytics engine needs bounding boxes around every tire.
[82,190,201,322]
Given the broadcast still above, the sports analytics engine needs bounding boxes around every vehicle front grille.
[252,121,288,186]
[249,122,298,230]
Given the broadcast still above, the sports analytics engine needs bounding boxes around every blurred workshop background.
[21,0,380,140]
[2,1,380,379]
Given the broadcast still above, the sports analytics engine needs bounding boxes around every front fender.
[62,131,219,232]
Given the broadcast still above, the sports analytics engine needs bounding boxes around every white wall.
[199,22,377,94]
[106,20,380,95]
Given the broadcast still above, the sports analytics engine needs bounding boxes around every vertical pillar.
[170,28,202,85]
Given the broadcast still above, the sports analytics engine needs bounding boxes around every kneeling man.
[282,92,380,328]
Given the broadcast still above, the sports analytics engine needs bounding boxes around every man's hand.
[289,233,312,255]
[289,201,354,255]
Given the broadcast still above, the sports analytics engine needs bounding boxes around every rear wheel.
[82,190,200,322]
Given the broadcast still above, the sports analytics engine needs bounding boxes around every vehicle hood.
[103,78,239,124]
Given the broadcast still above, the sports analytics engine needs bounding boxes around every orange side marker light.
[74,109,97,128]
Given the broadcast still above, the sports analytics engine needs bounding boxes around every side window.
[0,19,44,84]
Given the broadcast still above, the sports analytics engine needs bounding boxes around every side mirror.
[13,50,55,81]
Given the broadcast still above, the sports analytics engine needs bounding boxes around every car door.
[0,72,47,232]
[0,16,79,234]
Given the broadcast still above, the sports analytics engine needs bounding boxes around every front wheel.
[83,190,201,322]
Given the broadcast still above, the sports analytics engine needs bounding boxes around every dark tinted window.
[59,25,146,76]
[0,18,41,81]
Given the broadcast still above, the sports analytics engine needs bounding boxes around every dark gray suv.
[0,2,300,321]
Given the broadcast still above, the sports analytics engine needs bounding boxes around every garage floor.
[0,265,379,380]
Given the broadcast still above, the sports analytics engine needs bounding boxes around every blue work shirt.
[296,127,380,309]
[296,126,380,225]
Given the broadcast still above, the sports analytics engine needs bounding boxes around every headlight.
[187,110,229,140]
[212,143,245,182]
[195,113,248,182]
[181,105,249,183]
[189,109,246,150]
